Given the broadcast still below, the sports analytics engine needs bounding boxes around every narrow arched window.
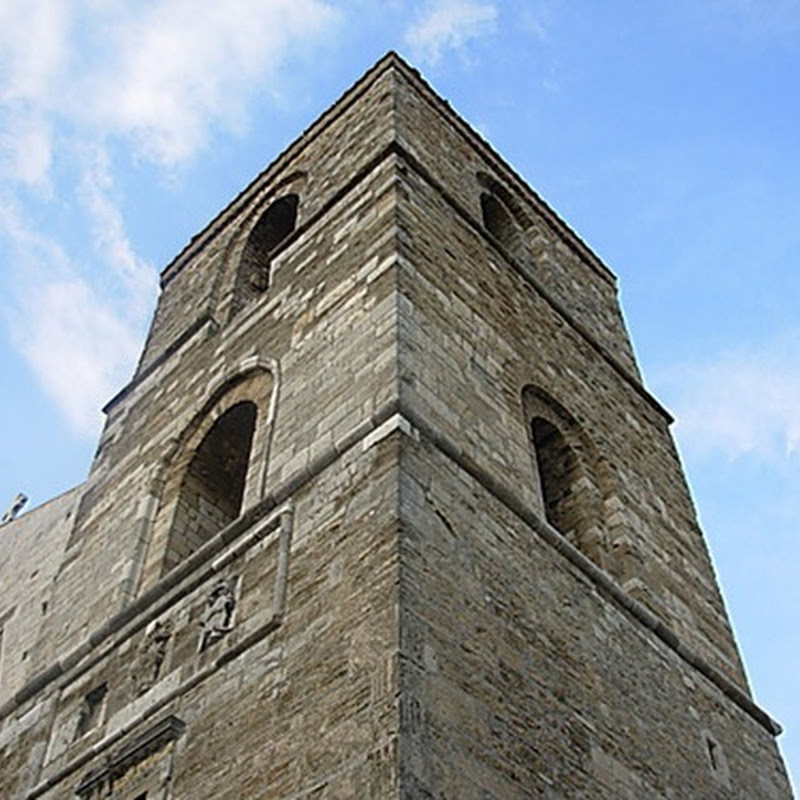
[481,192,523,260]
[530,416,583,540]
[163,401,257,574]
[241,194,299,292]
[523,386,610,569]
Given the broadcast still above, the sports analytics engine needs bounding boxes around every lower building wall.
[0,436,401,800]
[1,424,791,799]
[398,435,792,799]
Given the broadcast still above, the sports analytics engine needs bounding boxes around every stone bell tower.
[0,53,792,799]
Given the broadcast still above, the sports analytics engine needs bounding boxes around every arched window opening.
[241,194,299,292]
[523,385,612,571]
[163,401,257,574]
[531,416,584,541]
[481,192,523,261]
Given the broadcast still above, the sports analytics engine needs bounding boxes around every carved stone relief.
[199,577,237,651]
[130,620,173,698]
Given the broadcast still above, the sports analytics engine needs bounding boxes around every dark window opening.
[75,683,107,740]
[481,192,521,259]
[531,417,583,539]
[707,737,719,770]
[241,194,299,292]
[163,402,257,574]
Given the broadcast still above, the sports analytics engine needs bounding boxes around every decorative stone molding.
[75,715,185,799]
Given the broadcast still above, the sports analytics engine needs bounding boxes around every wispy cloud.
[656,336,800,461]
[520,2,552,43]
[0,0,71,187]
[10,278,143,436]
[0,0,341,177]
[78,146,158,319]
[0,112,54,187]
[0,0,340,437]
[0,198,145,436]
[0,0,71,105]
[405,0,497,66]
[80,0,340,165]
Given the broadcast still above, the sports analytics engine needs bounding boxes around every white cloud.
[0,0,339,435]
[0,112,53,187]
[405,0,497,65]
[0,0,71,104]
[11,278,142,436]
[657,338,800,461]
[0,200,143,437]
[0,0,340,180]
[82,0,340,165]
[0,0,71,186]
[78,147,158,319]
[0,199,72,279]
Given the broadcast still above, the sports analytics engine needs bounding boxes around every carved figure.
[200,578,236,650]
[131,619,173,697]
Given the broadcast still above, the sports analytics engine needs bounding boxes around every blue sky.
[0,0,797,788]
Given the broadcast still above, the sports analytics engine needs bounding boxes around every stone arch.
[521,385,609,568]
[223,170,307,320]
[138,364,275,591]
[476,171,530,264]
[240,194,298,290]
[530,416,583,537]
[162,400,257,574]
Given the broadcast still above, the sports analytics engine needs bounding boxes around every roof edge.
[386,54,618,286]
[159,51,408,286]
[159,50,618,293]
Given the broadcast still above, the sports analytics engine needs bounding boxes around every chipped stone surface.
[0,53,792,799]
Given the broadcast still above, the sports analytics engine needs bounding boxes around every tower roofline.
[387,53,618,287]
[159,52,405,287]
[160,52,617,291]
[106,52,674,426]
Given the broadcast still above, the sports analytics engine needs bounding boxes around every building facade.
[0,53,792,799]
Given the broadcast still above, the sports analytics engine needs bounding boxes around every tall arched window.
[231,193,299,317]
[242,195,298,290]
[530,416,583,539]
[136,368,273,595]
[523,386,609,568]
[162,401,257,574]
[480,191,525,263]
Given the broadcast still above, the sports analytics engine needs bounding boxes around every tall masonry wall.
[392,66,745,685]
[0,52,792,800]
[388,61,791,797]
[30,64,402,673]
[399,439,789,798]
[1,439,402,799]
[0,60,408,799]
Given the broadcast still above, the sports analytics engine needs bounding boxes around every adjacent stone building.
[0,53,792,799]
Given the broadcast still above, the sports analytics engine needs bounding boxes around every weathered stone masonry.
[0,53,792,799]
